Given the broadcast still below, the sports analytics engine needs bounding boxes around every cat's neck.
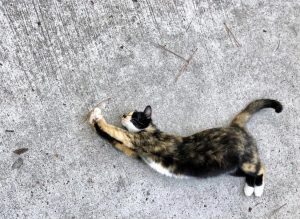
[144,123,159,133]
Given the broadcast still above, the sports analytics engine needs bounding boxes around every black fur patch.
[131,111,151,129]
[246,175,255,187]
[255,174,263,186]
[230,168,247,177]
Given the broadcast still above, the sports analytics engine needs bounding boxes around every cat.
[89,99,282,197]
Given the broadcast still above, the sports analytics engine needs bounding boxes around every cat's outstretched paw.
[244,184,254,196]
[89,107,103,124]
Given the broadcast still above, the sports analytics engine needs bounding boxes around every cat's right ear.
[144,105,152,119]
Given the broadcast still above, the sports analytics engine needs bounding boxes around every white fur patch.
[254,183,265,197]
[142,157,188,179]
[121,120,141,132]
[244,184,254,196]
[89,108,103,124]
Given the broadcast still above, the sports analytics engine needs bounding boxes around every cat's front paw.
[89,107,103,124]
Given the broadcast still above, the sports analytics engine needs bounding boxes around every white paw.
[254,183,264,197]
[244,184,254,196]
[89,108,103,124]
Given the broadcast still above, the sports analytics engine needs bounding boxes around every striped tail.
[231,99,282,128]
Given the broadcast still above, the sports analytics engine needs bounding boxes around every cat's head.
[121,106,153,132]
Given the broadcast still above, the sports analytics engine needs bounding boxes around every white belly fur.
[141,157,189,179]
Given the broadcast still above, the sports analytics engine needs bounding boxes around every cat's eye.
[122,114,127,118]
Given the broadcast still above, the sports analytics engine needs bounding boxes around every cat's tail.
[230,99,282,128]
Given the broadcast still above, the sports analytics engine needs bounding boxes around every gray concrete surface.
[0,0,299,218]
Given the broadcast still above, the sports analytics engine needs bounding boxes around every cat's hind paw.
[254,183,265,197]
[89,107,103,124]
[244,184,254,196]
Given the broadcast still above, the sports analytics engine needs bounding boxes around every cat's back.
[180,126,250,157]
[186,126,247,144]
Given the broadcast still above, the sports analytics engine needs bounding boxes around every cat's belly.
[141,157,189,179]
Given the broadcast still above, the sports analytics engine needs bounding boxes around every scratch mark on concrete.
[2,6,35,90]
[155,43,187,62]
[274,40,280,52]
[145,0,161,36]
[224,22,241,47]
[268,203,287,219]
[185,19,193,32]
[175,48,198,82]
[32,0,50,46]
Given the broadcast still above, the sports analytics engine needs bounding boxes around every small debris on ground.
[12,157,24,169]
[5,130,14,133]
[13,148,29,155]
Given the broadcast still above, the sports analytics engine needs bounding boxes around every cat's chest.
[141,157,188,179]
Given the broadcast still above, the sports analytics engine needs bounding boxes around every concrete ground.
[0,0,299,218]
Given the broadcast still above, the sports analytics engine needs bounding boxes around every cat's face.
[121,106,152,132]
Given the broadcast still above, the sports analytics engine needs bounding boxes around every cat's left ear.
[144,105,152,119]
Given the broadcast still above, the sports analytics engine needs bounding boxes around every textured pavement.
[0,0,299,218]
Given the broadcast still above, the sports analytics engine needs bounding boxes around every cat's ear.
[144,105,152,119]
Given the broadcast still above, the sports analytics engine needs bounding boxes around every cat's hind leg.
[244,173,255,196]
[240,162,265,197]
[254,165,265,197]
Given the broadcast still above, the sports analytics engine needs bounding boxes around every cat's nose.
[122,114,126,118]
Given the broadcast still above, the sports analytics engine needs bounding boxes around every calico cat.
[89,99,282,197]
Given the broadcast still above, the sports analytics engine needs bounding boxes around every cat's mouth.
[121,117,130,126]
[121,118,131,130]
[121,119,127,128]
